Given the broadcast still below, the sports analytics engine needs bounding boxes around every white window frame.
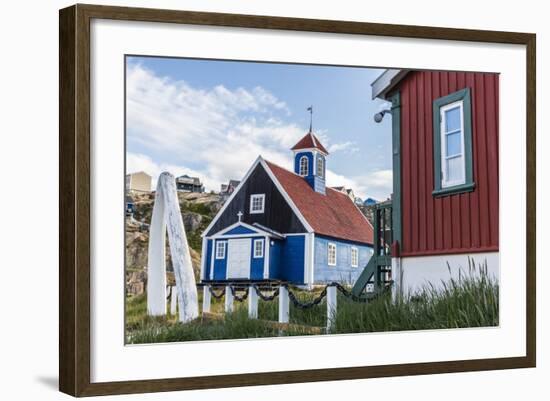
[317,156,324,179]
[351,246,359,267]
[215,241,226,259]
[299,155,309,176]
[440,100,466,188]
[249,194,265,214]
[253,239,264,258]
[328,242,337,266]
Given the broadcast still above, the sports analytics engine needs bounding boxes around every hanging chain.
[230,286,250,302]
[201,282,377,304]
[252,285,280,301]
[285,284,327,309]
[208,286,226,299]
[330,282,372,302]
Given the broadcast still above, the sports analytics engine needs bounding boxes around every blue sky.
[126,56,393,200]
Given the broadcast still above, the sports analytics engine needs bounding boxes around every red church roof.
[265,161,373,245]
[291,132,329,155]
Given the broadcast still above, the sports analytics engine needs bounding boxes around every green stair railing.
[351,201,394,298]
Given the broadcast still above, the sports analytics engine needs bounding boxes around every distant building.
[363,197,378,206]
[176,174,204,193]
[125,195,134,216]
[331,186,356,201]
[220,179,240,198]
[126,171,152,193]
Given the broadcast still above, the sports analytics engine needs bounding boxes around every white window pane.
[250,194,264,213]
[446,131,462,157]
[445,106,461,132]
[328,243,337,265]
[216,242,225,258]
[446,156,464,183]
[351,247,358,267]
[300,156,308,176]
[254,240,263,257]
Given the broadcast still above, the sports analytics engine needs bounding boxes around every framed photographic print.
[59,4,536,397]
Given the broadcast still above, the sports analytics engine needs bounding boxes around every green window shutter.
[432,88,475,197]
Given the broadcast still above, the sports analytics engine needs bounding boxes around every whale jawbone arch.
[146,172,199,323]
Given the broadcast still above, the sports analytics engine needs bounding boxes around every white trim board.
[200,236,208,280]
[263,235,270,279]
[208,222,285,240]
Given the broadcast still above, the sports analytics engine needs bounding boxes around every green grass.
[126,308,319,344]
[126,261,498,343]
[183,202,214,216]
[332,273,498,333]
[179,201,213,252]
[186,215,212,251]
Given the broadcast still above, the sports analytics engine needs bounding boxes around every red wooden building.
[355,69,499,295]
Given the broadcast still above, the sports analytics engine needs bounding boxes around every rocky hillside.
[126,191,222,295]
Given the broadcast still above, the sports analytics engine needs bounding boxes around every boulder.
[182,212,203,232]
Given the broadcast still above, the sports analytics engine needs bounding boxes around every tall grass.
[126,259,498,343]
[332,259,498,333]
[127,306,316,344]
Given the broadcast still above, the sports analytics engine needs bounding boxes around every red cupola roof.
[291,131,329,155]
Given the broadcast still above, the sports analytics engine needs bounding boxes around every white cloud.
[328,141,359,154]
[315,131,359,155]
[126,63,301,190]
[326,169,392,201]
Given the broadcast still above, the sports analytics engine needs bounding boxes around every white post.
[146,172,199,323]
[326,285,337,332]
[202,285,211,313]
[278,285,289,324]
[248,286,258,319]
[170,286,178,315]
[391,257,403,302]
[225,285,234,313]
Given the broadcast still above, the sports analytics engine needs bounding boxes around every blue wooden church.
[200,131,374,286]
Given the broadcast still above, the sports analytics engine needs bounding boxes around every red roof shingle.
[291,132,329,155]
[265,161,373,245]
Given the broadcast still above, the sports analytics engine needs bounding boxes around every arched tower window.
[299,156,309,176]
[317,156,324,179]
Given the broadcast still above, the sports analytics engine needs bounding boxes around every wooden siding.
[313,235,373,284]
[250,239,265,279]
[279,235,306,284]
[397,71,499,257]
[269,240,283,278]
[204,239,213,279]
[205,163,307,236]
[212,239,227,280]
